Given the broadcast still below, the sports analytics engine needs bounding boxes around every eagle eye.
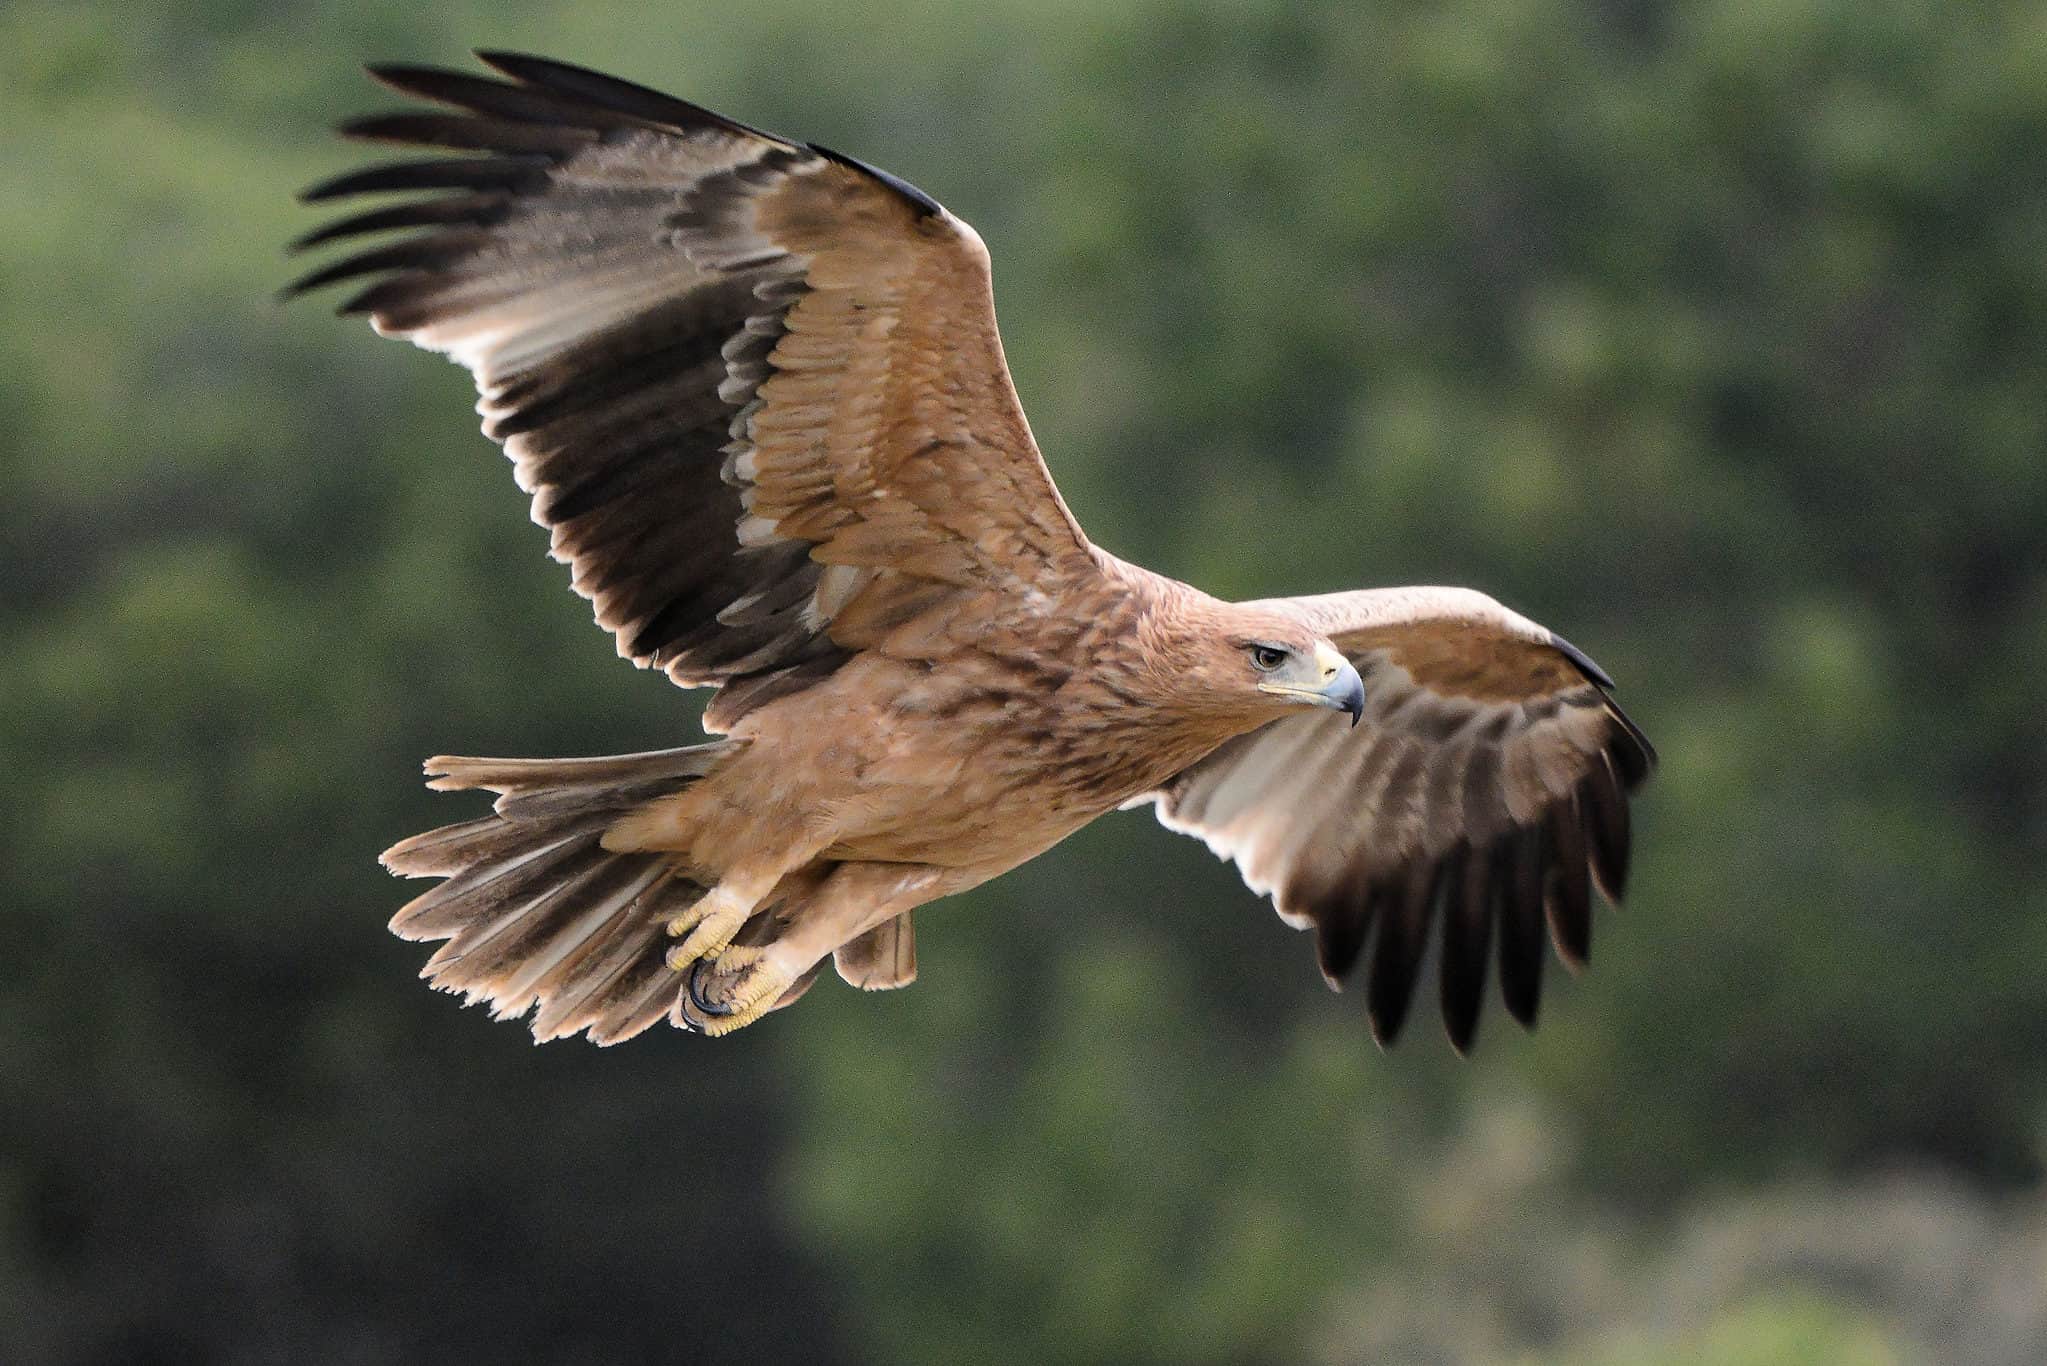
[1249,644,1289,672]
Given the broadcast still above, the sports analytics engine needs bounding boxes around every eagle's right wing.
[289,53,1100,731]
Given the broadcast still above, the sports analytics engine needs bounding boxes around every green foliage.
[4,0,2044,1360]
[1551,1295,1905,1366]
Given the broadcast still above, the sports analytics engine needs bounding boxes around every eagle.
[289,52,1655,1051]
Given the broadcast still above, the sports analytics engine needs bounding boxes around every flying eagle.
[289,53,1655,1051]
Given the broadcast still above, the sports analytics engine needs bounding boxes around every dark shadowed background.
[5,1,2046,1361]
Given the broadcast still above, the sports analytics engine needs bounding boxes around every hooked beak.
[1258,641,1366,727]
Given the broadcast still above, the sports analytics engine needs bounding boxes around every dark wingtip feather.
[472,50,779,143]
[1438,844,1492,1056]
[298,155,549,203]
[337,110,455,144]
[280,232,484,299]
[1606,699,1658,787]
[1499,953,1543,1028]
[287,194,510,252]
[1366,875,1433,1048]
[1498,825,1547,1028]
[333,273,455,319]
[1314,923,1364,991]
[1582,757,1633,904]
[365,60,478,96]
[1311,887,1371,989]
[365,61,644,131]
[337,110,596,157]
[1545,799,1593,971]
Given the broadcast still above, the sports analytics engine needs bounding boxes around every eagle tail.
[381,741,741,1044]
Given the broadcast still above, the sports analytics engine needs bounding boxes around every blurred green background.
[5,0,2046,1361]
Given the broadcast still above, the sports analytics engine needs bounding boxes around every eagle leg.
[833,911,916,990]
[677,862,956,1034]
[687,956,825,1019]
[683,954,808,1036]
[662,862,791,970]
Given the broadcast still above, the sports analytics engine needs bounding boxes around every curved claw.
[687,958,738,1018]
[678,953,820,1036]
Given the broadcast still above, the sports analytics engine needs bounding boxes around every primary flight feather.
[289,52,1655,1051]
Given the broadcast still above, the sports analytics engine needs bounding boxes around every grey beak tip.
[1338,671,1365,727]
[1302,659,1367,725]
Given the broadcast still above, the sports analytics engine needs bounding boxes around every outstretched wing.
[1143,587,1655,1052]
[288,52,1098,730]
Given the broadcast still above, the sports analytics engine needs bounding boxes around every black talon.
[687,959,737,1017]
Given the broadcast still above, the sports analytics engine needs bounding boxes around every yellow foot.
[678,954,806,1036]
[663,888,754,970]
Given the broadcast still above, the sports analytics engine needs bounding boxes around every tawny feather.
[292,55,1656,1050]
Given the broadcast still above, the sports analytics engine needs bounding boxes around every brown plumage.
[291,52,1656,1049]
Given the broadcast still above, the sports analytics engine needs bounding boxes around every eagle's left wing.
[1140,587,1654,1052]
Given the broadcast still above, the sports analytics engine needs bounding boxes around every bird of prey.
[289,52,1654,1050]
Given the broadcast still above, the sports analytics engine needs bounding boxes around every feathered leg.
[660,858,807,970]
[833,912,917,990]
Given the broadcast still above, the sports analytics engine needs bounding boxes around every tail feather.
[588,937,691,1045]
[390,826,600,939]
[383,814,548,878]
[382,741,738,1044]
[529,874,701,1041]
[490,861,671,1016]
[422,745,730,793]
[493,778,694,825]
[428,850,643,999]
